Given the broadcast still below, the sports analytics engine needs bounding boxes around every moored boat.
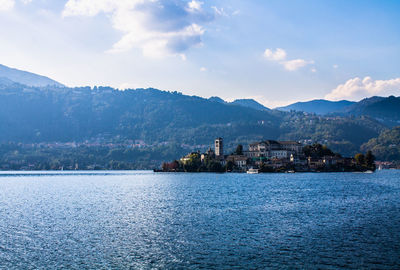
[247,168,259,174]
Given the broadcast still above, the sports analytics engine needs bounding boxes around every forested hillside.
[344,96,400,126]
[0,81,387,160]
[361,127,400,161]
[0,83,281,145]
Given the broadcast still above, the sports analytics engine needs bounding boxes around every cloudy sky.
[1,0,399,107]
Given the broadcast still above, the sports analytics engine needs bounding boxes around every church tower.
[215,137,223,158]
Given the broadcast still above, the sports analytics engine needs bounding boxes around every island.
[158,138,376,173]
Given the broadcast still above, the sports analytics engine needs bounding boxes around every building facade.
[245,140,303,160]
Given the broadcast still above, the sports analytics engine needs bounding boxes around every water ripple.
[0,171,399,268]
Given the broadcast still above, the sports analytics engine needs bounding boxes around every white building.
[245,140,303,160]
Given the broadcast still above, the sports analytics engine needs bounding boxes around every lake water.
[0,170,399,269]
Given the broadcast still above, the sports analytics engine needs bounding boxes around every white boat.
[247,168,259,174]
[365,170,374,174]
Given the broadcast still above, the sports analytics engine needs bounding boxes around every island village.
[160,138,376,173]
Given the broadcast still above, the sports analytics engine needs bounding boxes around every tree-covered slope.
[345,96,400,126]
[0,83,281,145]
[361,127,400,161]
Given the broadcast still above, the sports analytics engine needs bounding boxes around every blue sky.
[0,0,399,107]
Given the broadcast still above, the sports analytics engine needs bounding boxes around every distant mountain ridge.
[208,97,270,111]
[230,99,270,111]
[276,96,400,126]
[277,99,355,115]
[0,64,63,87]
[344,96,400,126]
[208,96,225,103]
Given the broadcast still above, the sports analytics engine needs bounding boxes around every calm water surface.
[0,170,400,269]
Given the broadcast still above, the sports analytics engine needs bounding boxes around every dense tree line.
[0,143,189,170]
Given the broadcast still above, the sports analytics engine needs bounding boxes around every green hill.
[345,96,400,126]
[361,126,400,161]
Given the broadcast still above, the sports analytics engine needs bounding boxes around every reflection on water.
[0,171,399,268]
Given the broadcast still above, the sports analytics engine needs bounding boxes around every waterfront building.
[245,140,303,160]
[226,155,248,169]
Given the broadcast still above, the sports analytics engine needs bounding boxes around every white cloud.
[200,67,207,72]
[263,48,287,61]
[232,10,240,16]
[0,0,14,11]
[311,67,317,73]
[263,48,314,71]
[282,59,314,71]
[212,6,227,16]
[325,76,400,101]
[63,0,214,58]
[187,0,202,12]
[333,64,339,69]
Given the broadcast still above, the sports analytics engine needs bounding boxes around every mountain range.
[208,97,270,111]
[276,99,355,115]
[276,96,400,127]
[0,64,63,87]
[0,63,399,164]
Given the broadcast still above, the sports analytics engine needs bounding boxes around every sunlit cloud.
[263,48,314,71]
[63,0,216,58]
[263,48,286,61]
[326,76,400,100]
[0,0,14,11]
[282,59,314,71]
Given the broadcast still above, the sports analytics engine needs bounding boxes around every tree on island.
[355,153,366,166]
[183,153,202,172]
[303,143,335,158]
[206,160,224,172]
[366,150,376,170]
[162,160,180,172]
[226,160,234,172]
[355,150,376,171]
[235,144,243,155]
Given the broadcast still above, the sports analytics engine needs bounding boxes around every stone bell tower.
[215,137,223,158]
